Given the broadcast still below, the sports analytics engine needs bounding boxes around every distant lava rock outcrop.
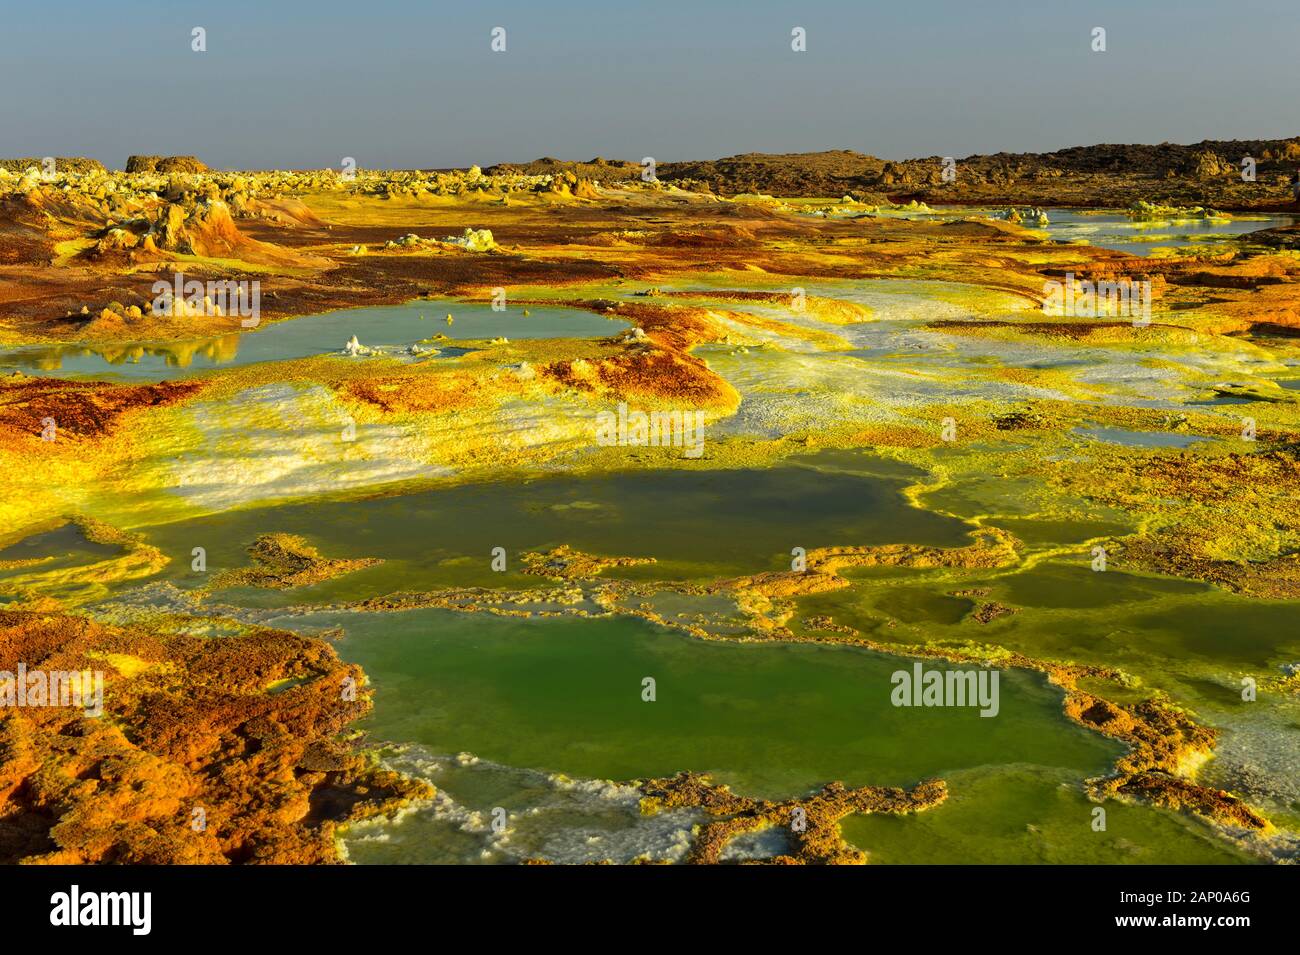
[125,154,210,174]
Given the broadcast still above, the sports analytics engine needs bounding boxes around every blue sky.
[2,0,1296,169]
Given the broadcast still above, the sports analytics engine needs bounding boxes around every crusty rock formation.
[125,155,209,174]
[0,609,431,864]
[208,534,382,591]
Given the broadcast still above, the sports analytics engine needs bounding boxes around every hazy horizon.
[3,0,1298,171]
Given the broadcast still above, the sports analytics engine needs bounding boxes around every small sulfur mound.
[441,227,497,252]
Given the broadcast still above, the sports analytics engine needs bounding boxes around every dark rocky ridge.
[495,138,1300,210]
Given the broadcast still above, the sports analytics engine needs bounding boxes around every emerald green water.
[311,607,1270,865]
[289,607,1221,864]
[842,765,1252,864]
[797,558,1300,697]
[318,609,1119,795]
[0,523,119,568]
[794,553,1300,856]
[132,454,970,604]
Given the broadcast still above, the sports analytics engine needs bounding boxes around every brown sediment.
[340,371,484,414]
[1063,695,1265,829]
[0,373,205,444]
[541,346,739,408]
[0,609,432,864]
[207,534,382,591]
[321,303,739,416]
[1110,536,1300,599]
[638,771,947,865]
[967,601,1019,624]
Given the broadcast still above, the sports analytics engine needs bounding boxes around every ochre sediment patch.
[0,373,205,443]
[0,609,431,864]
[541,347,739,408]
[339,371,485,415]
